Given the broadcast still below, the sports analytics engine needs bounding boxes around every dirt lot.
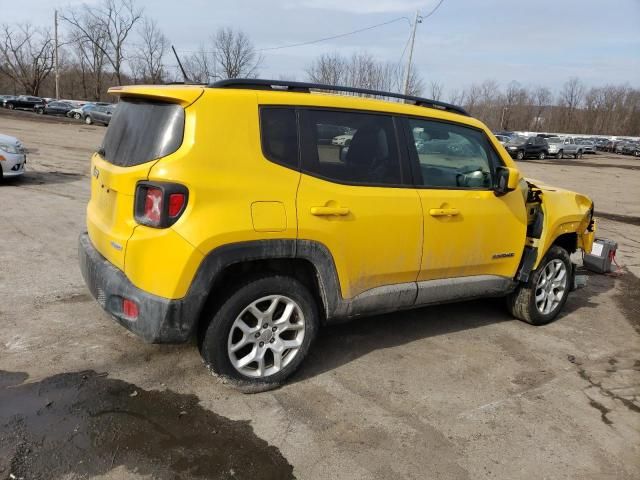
[1,111,639,479]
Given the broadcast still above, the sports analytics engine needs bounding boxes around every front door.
[296,108,423,300]
[403,117,527,285]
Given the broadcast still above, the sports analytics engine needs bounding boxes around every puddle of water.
[0,370,294,480]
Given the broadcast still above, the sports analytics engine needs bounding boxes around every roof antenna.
[172,45,190,83]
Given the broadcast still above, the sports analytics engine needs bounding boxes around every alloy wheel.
[227,295,306,378]
[535,259,568,315]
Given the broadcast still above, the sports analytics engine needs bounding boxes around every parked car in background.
[331,133,353,146]
[67,103,97,120]
[84,104,115,125]
[35,101,74,116]
[626,143,640,156]
[577,140,596,154]
[494,134,510,145]
[547,137,583,159]
[0,133,27,180]
[595,139,609,151]
[505,135,549,160]
[3,95,45,111]
[0,95,16,106]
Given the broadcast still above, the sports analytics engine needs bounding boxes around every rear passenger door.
[296,108,423,301]
[403,117,526,285]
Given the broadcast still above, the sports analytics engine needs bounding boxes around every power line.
[258,16,411,52]
[168,16,411,55]
[423,0,445,20]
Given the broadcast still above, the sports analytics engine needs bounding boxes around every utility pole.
[403,10,421,98]
[54,9,60,99]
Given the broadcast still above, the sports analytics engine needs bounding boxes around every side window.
[407,118,496,189]
[300,109,402,185]
[260,107,299,169]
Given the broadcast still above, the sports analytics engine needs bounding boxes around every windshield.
[101,98,184,167]
[507,135,528,144]
[547,137,563,144]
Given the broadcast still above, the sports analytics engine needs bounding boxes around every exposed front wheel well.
[197,258,326,340]
[551,232,578,255]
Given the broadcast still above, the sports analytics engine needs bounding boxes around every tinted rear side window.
[300,109,402,185]
[260,107,298,169]
[102,98,184,167]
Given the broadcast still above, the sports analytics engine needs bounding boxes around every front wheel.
[200,275,319,391]
[516,150,525,160]
[507,246,572,326]
[74,112,81,119]
[557,150,564,159]
[7,104,14,110]
[575,150,583,159]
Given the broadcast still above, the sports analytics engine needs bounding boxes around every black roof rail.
[209,78,469,116]
[164,81,208,86]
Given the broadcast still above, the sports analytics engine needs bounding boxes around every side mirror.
[495,166,520,196]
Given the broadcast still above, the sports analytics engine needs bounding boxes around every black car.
[84,104,116,126]
[621,142,640,156]
[504,135,549,160]
[35,101,74,116]
[3,95,45,111]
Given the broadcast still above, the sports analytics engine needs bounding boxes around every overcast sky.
[4,0,640,98]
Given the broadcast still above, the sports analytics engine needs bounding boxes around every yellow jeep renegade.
[79,79,595,388]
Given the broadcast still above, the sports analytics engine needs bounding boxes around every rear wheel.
[36,108,44,114]
[575,150,583,159]
[538,151,546,160]
[84,115,93,125]
[200,275,319,391]
[507,246,572,326]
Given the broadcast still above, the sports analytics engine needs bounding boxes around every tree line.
[1,0,638,136]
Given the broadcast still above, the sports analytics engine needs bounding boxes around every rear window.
[101,98,184,167]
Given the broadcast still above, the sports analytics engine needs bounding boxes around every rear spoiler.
[108,85,204,107]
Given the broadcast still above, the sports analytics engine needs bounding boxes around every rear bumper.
[78,232,196,343]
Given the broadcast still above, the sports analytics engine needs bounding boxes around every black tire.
[74,112,81,120]
[516,150,525,160]
[84,115,93,125]
[575,150,583,159]
[200,275,319,391]
[557,150,564,159]
[36,108,44,114]
[7,104,14,110]
[506,246,572,326]
[538,151,546,160]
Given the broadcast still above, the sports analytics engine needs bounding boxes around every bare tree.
[428,80,443,100]
[306,52,346,86]
[63,0,142,85]
[0,24,54,95]
[559,77,585,130]
[182,45,216,83]
[131,18,167,83]
[532,86,552,130]
[213,27,262,79]
[306,51,423,96]
[67,13,109,100]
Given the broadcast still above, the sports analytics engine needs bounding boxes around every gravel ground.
[1,111,638,480]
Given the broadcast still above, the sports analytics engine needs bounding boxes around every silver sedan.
[0,133,26,179]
